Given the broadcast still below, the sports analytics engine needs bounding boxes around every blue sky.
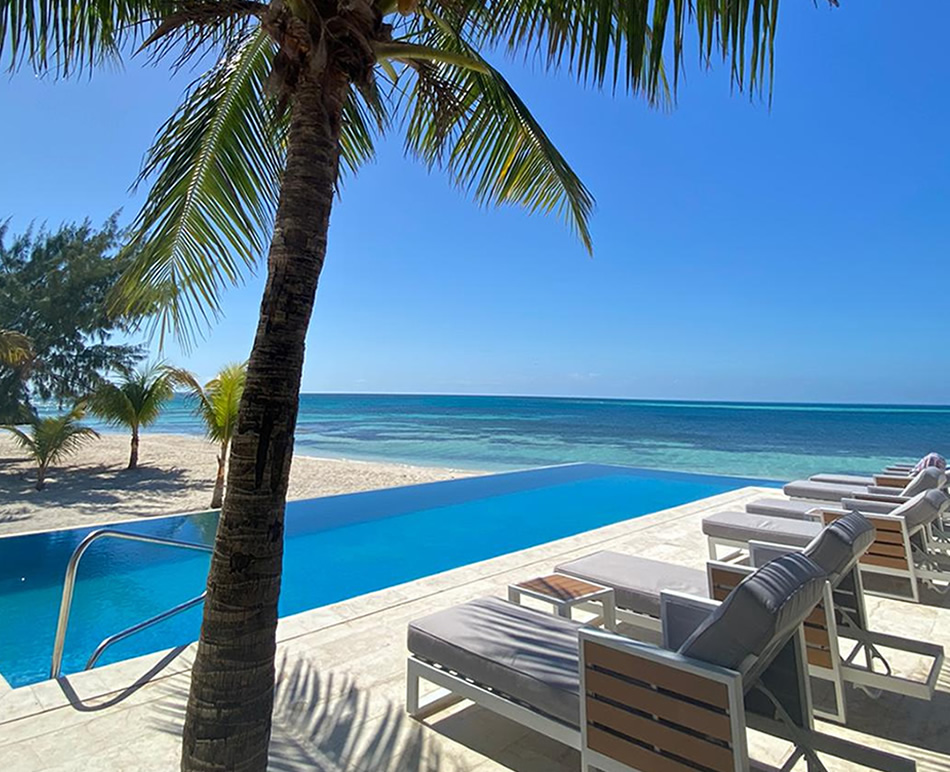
[2,1,948,404]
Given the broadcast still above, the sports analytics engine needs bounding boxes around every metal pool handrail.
[50,529,213,679]
[84,590,207,671]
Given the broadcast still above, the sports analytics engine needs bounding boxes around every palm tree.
[0,330,32,366]
[1,1,830,768]
[2,406,99,490]
[87,364,175,469]
[170,363,247,508]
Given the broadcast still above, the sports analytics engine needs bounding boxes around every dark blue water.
[0,465,772,688]
[78,394,950,479]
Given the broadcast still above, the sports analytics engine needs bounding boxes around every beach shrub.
[0,216,144,421]
[2,406,99,490]
[169,363,247,508]
[87,364,176,470]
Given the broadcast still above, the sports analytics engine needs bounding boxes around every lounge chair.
[703,497,950,602]
[406,550,915,771]
[809,452,946,486]
[784,467,946,504]
[556,513,943,724]
[746,490,950,550]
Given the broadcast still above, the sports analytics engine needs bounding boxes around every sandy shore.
[0,432,481,537]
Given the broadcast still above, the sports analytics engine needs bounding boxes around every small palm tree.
[2,406,99,490]
[87,364,175,469]
[170,363,247,508]
[0,330,32,366]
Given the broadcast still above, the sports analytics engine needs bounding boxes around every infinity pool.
[0,464,773,688]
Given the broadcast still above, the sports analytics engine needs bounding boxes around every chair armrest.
[840,496,899,514]
[805,505,850,522]
[852,491,909,504]
[660,590,719,650]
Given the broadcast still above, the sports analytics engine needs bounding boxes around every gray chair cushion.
[703,510,820,548]
[901,468,946,497]
[555,551,706,618]
[746,498,822,520]
[810,473,875,486]
[801,512,873,582]
[891,489,947,530]
[678,552,826,683]
[783,479,869,502]
[839,496,902,515]
[407,597,582,726]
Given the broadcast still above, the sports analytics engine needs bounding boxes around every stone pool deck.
[2,485,950,771]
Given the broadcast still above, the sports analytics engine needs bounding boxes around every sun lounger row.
[725,489,950,602]
[812,452,946,487]
[785,466,946,505]
[406,514,922,771]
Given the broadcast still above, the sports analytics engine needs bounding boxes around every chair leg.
[406,661,421,718]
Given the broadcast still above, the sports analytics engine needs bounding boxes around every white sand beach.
[0,432,480,537]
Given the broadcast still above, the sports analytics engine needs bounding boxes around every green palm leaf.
[115,28,283,346]
[381,31,595,252]
[88,363,175,428]
[168,362,246,444]
[0,0,155,74]
[2,405,99,489]
[436,0,812,101]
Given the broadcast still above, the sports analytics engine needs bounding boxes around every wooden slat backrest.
[584,640,740,772]
[819,511,909,572]
[708,565,741,602]
[710,564,833,672]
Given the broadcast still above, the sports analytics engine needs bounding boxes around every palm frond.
[115,28,283,348]
[1,424,35,454]
[2,407,99,468]
[87,381,137,426]
[340,79,389,178]
[0,329,32,365]
[203,362,245,443]
[434,0,834,101]
[383,29,594,251]
[0,0,156,74]
[140,0,266,69]
[168,363,245,443]
[88,363,175,428]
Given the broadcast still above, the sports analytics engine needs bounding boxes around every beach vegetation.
[1,405,100,490]
[0,0,829,767]
[0,217,144,422]
[0,330,32,366]
[87,364,176,470]
[169,363,248,508]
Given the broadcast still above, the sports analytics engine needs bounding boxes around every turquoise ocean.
[84,394,950,481]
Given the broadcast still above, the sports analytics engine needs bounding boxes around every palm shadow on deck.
[824,686,950,769]
[147,655,479,772]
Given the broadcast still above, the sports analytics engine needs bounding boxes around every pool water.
[0,464,775,688]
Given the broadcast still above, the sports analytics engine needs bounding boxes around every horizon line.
[283,391,950,410]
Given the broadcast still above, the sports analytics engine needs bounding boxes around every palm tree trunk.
[210,441,228,509]
[128,425,139,470]
[36,462,46,491]
[181,66,349,772]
